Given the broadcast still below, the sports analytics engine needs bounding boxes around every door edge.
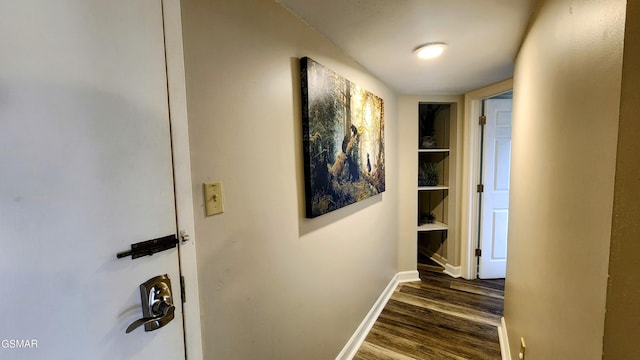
[163,1,203,359]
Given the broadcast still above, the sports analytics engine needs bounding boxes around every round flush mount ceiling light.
[414,42,447,59]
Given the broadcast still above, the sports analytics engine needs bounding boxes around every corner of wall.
[603,1,640,357]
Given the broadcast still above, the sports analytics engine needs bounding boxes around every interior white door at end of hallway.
[0,1,186,358]
[479,98,512,279]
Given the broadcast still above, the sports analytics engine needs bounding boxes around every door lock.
[126,274,175,333]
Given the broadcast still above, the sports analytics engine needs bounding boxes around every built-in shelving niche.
[417,103,452,267]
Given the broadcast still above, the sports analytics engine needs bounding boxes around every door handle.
[126,301,175,333]
[125,274,175,333]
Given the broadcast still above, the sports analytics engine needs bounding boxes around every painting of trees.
[301,57,385,218]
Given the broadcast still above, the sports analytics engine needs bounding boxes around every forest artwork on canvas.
[301,57,385,218]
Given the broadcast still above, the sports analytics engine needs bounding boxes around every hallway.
[354,268,504,359]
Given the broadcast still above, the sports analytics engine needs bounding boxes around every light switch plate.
[203,182,224,216]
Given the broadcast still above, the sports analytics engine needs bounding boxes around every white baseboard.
[444,263,462,278]
[430,254,462,278]
[335,271,418,360]
[498,317,511,360]
[396,270,420,283]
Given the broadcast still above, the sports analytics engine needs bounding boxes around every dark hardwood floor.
[354,265,505,360]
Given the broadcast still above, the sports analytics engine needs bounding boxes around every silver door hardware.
[179,230,190,243]
[126,274,175,333]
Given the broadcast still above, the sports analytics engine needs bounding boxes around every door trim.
[163,1,203,358]
[460,79,513,280]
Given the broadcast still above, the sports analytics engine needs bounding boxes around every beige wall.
[180,0,398,358]
[505,0,625,358]
[398,95,462,271]
[603,1,640,357]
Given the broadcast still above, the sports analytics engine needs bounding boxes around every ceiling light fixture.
[414,42,447,59]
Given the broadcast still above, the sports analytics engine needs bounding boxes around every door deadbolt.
[126,274,175,333]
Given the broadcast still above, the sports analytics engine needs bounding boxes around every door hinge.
[475,248,482,257]
[477,184,484,193]
[180,275,186,304]
[479,115,487,126]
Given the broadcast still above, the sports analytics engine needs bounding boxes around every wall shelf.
[417,221,448,232]
[418,149,450,153]
[418,185,449,191]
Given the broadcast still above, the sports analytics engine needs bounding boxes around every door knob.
[125,274,175,333]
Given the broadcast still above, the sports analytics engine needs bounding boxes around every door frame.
[163,1,203,358]
[459,78,513,280]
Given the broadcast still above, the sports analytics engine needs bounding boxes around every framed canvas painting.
[300,57,385,218]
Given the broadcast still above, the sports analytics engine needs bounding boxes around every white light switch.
[203,182,224,216]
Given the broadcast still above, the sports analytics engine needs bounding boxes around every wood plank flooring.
[354,267,504,360]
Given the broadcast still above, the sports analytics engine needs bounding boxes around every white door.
[479,99,512,279]
[0,1,185,359]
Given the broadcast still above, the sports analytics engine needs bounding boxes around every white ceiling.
[278,0,534,95]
